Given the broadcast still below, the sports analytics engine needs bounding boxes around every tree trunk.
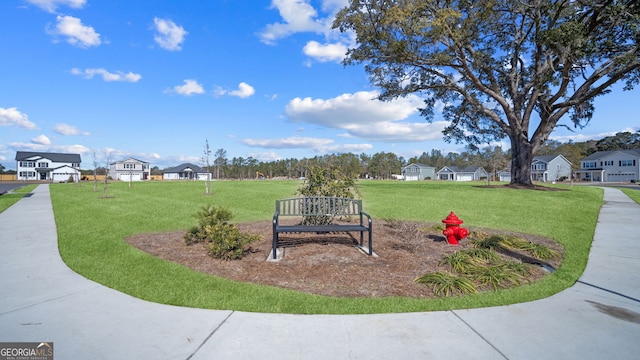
[510,137,534,186]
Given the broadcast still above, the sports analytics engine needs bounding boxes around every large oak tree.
[334,0,640,185]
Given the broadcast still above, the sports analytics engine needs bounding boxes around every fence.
[1,174,165,182]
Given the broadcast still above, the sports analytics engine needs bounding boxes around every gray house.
[531,154,572,182]
[109,157,150,181]
[437,166,488,181]
[15,151,81,182]
[574,149,640,182]
[498,154,572,182]
[401,163,436,181]
[163,163,211,180]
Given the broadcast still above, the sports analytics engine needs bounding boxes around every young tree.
[102,151,111,198]
[202,139,212,195]
[92,150,98,192]
[334,0,640,186]
[214,148,227,179]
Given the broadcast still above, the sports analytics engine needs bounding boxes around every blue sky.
[1,0,638,171]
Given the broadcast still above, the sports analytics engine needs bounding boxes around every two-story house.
[15,151,81,182]
[574,149,640,182]
[530,155,573,182]
[401,163,436,181]
[498,154,572,182]
[109,157,150,181]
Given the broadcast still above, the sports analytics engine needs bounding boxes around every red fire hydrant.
[442,211,469,245]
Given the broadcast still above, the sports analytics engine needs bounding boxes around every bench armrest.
[360,211,372,227]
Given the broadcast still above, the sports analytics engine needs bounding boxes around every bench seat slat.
[276,225,368,233]
[272,196,373,259]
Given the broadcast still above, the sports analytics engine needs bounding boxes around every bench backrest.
[275,197,362,217]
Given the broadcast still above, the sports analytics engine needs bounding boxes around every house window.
[72,163,80,167]
[19,171,36,177]
[124,163,136,169]
[620,160,635,167]
[20,161,36,167]
[582,162,596,169]
[38,162,49,168]
[603,160,614,166]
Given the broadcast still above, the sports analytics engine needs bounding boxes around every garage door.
[121,174,141,182]
[457,174,473,181]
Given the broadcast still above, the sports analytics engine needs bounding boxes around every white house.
[109,157,150,181]
[163,163,211,180]
[437,166,488,181]
[15,151,81,182]
[401,163,436,181]
[574,149,640,182]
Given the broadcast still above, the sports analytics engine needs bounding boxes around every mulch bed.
[126,219,563,298]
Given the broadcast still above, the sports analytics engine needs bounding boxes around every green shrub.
[204,222,261,260]
[184,204,260,260]
[296,165,359,225]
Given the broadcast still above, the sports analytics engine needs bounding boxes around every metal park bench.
[271,196,373,259]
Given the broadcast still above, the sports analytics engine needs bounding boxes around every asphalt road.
[0,183,31,194]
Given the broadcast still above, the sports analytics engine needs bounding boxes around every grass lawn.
[618,187,640,204]
[50,180,603,314]
[0,184,38,213]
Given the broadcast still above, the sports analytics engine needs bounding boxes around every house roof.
[402,162,434,169]
[15,151,81,163]
[164,163,206,173]
[112,157,148,164]
[438,166,486,173]
[533,155,557,163]
[581,149,640,161]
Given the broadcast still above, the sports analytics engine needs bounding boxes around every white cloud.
[229,82,256,98]
[303,41,347,62]
[9,142,90,155]
[49,15,101,48]
[153,17,187,51]
[259,0,329,44]
[31,134,51,145]
[71,68,142,82]
[54,123,90,136]
[285,90,448,142]
[215,82,256,98]
[242,136,372,154]
[25,0,86,13]
[169,79,204,96]
[550,127,640,143]
[0,107,38,130]
[243,136,334,149]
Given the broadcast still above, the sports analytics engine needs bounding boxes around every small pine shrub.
[184,204,260,260]
[204,222,261,260]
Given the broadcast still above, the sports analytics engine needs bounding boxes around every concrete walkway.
[1,185,639,359]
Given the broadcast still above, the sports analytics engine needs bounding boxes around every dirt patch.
[126,220,563,298]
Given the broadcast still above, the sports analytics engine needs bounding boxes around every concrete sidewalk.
[1,185,639,359]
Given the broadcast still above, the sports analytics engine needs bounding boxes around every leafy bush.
[296,165,359,225]
[184,204,260,260]
[297,165,358,199]
[204,222,261,260]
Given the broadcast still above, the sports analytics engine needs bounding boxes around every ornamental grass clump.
[184,204,261,260]
[415,234,558,297]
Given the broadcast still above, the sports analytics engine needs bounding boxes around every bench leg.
[272,233,278,259]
